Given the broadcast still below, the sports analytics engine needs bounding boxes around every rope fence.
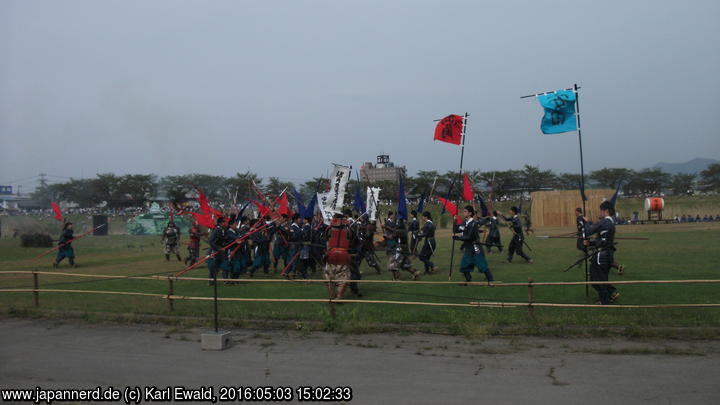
[1,271,720,318]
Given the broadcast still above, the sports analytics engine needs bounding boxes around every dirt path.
[1,319,719,404]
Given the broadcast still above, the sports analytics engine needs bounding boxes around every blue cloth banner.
[397,176,407,220]
[538,90,577,134]
[353,185,365,213]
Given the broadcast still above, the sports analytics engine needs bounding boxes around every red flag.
[462,172,474,202]
[437,196,463,224]
[194,186,224,218]
[51,201,63,222]
[278,193,290,216]
[433,114,464,145]
[252,200,271,217]
[190,211,216,228]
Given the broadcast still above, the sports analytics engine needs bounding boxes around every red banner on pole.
[433,114,464,145]
[51,201,63,222]
[462,172,474,202]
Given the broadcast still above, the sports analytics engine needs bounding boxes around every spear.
[174,220,273,277]
[32,224,106,261]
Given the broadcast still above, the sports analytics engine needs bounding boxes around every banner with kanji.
[538,90,577,134]
[366,187,381,221]
[327,164,351,213]
[433,114,464,145]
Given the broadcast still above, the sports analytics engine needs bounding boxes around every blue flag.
[292,189,306,216]
[416,193,426,214]
[478,197,489,217]
[538,90,577,134]
[397,176,407,220]
[303,194,317,219]
[353,185,365,213]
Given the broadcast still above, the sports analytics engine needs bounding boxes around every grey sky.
[1,0,719,190]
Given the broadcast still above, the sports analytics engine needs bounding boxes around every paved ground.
[1,318,719,404]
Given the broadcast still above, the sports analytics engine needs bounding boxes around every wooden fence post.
[527,277,534,319]
[33,270,39,308]
[167,277,174,312]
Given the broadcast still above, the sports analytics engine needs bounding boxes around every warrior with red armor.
[324,213,352,299]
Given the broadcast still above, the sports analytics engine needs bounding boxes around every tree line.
[31,164,720,208]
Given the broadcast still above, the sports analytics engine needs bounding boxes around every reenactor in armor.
[417,211,438,274]
[53,222,76,268]
[387,217,420,281]
[584,201,620,304]
[207,217,228,285]
[324,213,352,299]
[162,221,182,261]
[184,220,206,266]
[501,207,532,264]
[485,211,503,253]
[453,206,494,284]
[408,210,420,253]
[356,217,382,275]
[272,214,291,273]
[384,211,397,258]
[250,216,272,276]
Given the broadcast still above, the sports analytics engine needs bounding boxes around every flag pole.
[448,112,469,281]
[573,83,590,297]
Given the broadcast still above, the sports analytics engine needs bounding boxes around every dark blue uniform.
[54,228,75,267]
[453,218,494,283]
[585,216,618,304]
[417,220,437,273]
[503,215,531,263]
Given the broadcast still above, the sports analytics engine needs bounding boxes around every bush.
[20,233,53,248]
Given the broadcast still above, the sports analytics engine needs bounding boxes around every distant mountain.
[652,158,718,174]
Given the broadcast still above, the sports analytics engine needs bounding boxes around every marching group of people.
[152,203,544,301]
[50,198,622,305]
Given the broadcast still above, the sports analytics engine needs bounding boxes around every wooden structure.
[530,189,613,228]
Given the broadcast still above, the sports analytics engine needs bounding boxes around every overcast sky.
[1,0,719,190]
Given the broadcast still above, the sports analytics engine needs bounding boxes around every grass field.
[2,217,720,337]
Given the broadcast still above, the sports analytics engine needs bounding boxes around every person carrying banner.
[501,207,533,264]
[453,206,494,284]
[417,211,438,274]
[53,222,76,268]
[584,201,620,304]
[485,211,503,253]
[579,208,626,276]
[162,221,182,262]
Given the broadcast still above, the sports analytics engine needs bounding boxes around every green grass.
[1,221,720,337]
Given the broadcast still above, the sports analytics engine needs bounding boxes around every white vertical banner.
[316,191,333,224]
[327,164,351,213]
[366,186,381,221]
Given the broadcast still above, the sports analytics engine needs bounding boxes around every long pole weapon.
[448,112,469,281]
[32,224,106,261]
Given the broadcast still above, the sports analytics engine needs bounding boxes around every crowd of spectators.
[674,214,720,223]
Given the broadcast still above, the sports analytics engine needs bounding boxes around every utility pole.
[39,173,48,188]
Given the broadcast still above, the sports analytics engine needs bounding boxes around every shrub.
[20,233,53,248]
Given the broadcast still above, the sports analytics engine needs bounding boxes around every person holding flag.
[52,222,76,268]
[453,206,494,284]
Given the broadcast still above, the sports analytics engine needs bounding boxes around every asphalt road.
[1,319,719,404]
